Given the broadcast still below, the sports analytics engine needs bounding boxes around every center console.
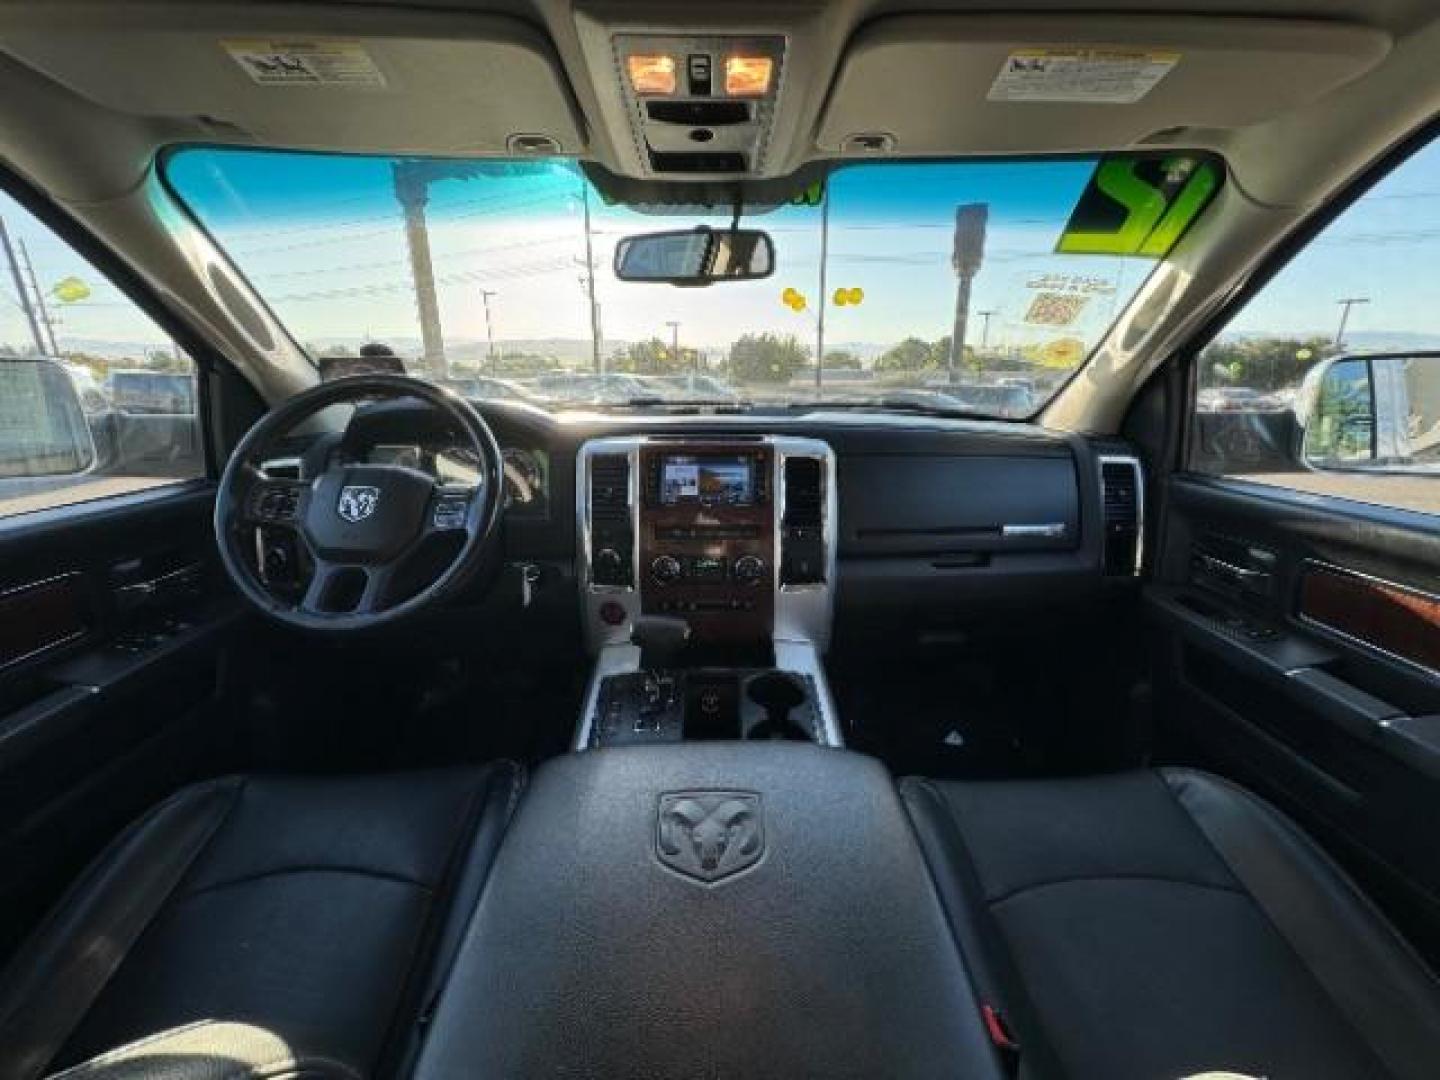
[411,743,1003,1079]
[576,435,838,748]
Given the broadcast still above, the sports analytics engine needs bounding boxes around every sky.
[5,141,1440,360]
[160,150,1156,356]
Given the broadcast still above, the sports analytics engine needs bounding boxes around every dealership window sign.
[1057,154,1221,257]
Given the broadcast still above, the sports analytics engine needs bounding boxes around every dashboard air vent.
[781,457,825,586]
[1100,457,1143,577]
[589,455,633,587]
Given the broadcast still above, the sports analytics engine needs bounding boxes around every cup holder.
[744,672,811,741]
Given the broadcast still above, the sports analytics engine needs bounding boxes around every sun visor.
[818,15,1390,155]
[0,5,585,156]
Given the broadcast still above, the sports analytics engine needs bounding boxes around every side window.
[0,192,202,518]
[1190,140,1440,518]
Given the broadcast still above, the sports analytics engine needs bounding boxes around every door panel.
[1147,474,1440,960]
[0,485,241,962]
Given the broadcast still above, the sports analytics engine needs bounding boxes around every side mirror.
[613,226,774,286]
[0,358,98,478]
[1298,352,1440,472]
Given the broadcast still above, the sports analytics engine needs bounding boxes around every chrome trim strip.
[773,639,843,747]
[772,437,838,651]
[1097,453,1144,576]
[1001,522,1067,538]
[573,642,643,750]
[1297,559,1440,682]
[576,437,644,652]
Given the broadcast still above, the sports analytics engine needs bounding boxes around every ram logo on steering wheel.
[337,485,381,523]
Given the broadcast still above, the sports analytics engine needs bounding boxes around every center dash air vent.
[589,455,633,587]
[781,457,825,586]
[1100,457,1143,577]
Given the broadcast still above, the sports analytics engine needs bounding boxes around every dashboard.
[342,398,1144,648]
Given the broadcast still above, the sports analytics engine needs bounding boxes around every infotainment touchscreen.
[660,455,753,506]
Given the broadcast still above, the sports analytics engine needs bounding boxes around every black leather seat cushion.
[0,764,522,1080]
[901,768,1440,1080]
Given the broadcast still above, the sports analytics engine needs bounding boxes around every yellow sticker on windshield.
[1056,154,1220,257]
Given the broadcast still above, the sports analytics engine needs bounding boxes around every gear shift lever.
[631,615,691,671]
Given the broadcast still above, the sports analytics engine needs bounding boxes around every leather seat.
[0,764,522,1080]
[901,768,1440,1080]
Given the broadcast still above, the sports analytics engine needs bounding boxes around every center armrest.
[413,744,1003,1078]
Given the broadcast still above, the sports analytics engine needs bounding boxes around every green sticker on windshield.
[1056,154,1220,257]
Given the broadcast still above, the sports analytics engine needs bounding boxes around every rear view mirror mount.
[613,226,774,287]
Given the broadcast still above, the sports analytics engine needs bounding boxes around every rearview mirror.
[1298,352,1440,472]
[0,358,97,478]
[613,227,773,286]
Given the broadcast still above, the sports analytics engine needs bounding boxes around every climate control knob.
[733,554,767,586]
[650,555,683,586]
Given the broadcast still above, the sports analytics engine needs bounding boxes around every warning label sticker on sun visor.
[987,48,1178,105]
[223,40,386,87]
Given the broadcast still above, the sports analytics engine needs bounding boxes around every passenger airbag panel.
[839,453,1079,555]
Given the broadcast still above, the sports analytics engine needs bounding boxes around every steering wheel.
[214,375,504,631]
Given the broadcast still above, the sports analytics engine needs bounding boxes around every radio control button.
[733,555,767,585]
[651,555,683,586]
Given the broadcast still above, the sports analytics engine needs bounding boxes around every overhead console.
[610,34,786,176]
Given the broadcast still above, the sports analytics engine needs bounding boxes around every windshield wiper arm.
[612,397,754,411]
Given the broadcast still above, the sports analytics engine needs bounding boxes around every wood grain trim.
[1299,562,1440,676]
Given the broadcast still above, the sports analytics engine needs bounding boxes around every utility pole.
[479,289,498,375]
[1334,297,1370,350]
[666,320,681,375]
[0,214,46,355]
[19,240,59,355]
[580,184,602,373]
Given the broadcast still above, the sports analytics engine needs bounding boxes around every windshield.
[166,149,1217,417]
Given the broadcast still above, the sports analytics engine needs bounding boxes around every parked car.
[652,373,741,401]
[106,369,196,415]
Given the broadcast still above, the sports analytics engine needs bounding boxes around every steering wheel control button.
[250,484,300,522]
[432,497,469,530]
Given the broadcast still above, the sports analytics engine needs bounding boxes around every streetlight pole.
[479,289,498,375]
[978,309,996,351]
[816,186,830,394]
[1334,297,1370,350]
[666,320,681,375]
[976,308,996,381]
